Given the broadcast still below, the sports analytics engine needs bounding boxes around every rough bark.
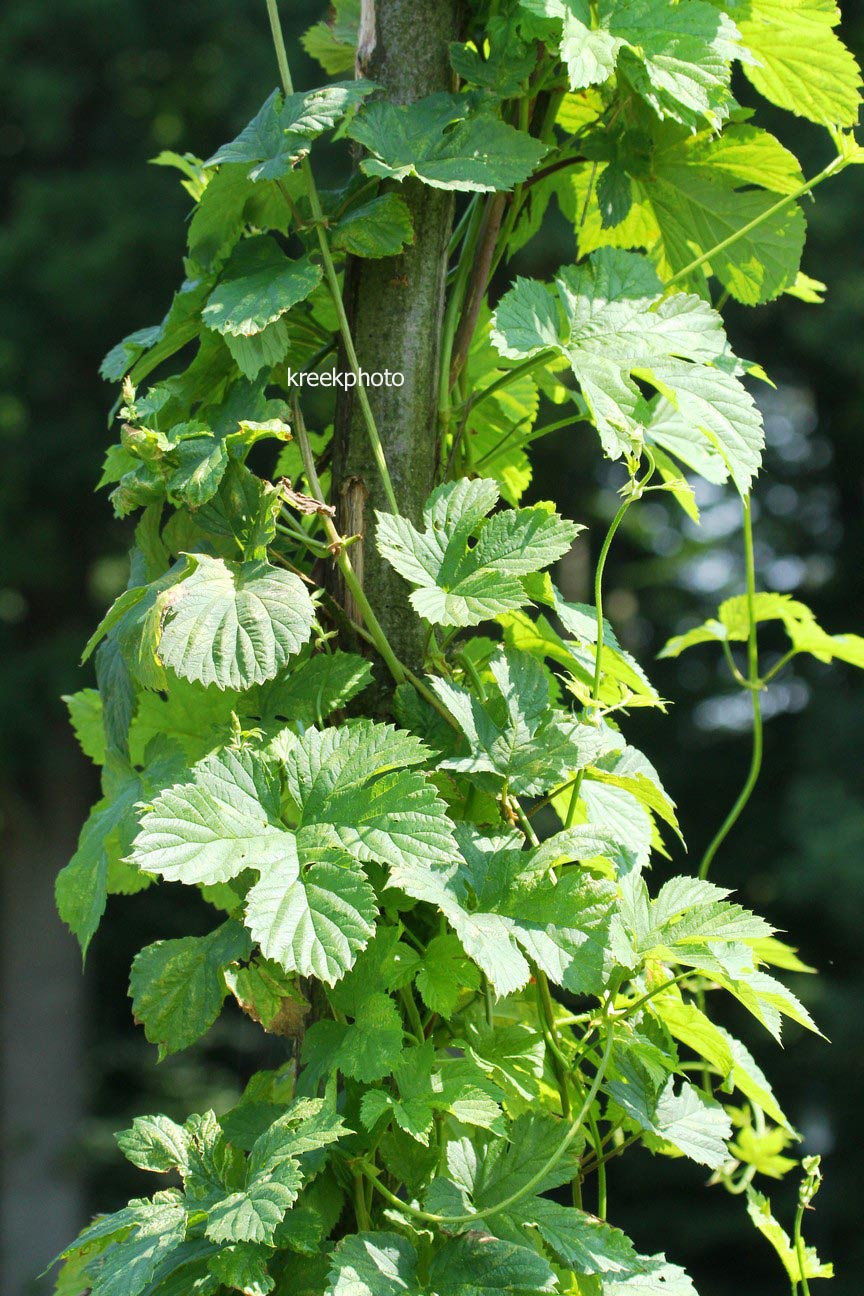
[331,0,461,679]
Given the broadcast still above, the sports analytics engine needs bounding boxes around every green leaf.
[429,1112,584,1224]
[408,826,616,998]
[206,82,374,181]
[245,857,377,985]
[223,957,310,1036]
[302,1,360,76]
[607,1069,732,1168]
[746,1188,834,1281]
[187,164,293,271]
[650,991,734,1077]
[660,590,864,670]
[250,1099,347,1168]
[157,555,316,690]
[600,1254,699,1294]
[432,648,615,795]
[347,94,548,192]
[206,1161,303,1245]
[80,1199,188,1296]
[331,193,415,258]
[129,920,252,1058]
[544,0,743,129]
[429,1232,557,1295]
[224,321,291,380]
[116,1115,191,1175]
[527,1199,643,1275]
[285,720,458,876]
[592,122,809,307]
[492,248,764,491]
[334,991,405,1082]
[738,0,861,127]
[257,652,373,726]
[209,1243,274,1296]
[720,1028,793,1131]
[166,433,230,507]
[451,20,537,97]
[203,236,322,337]
[326,1232,418,1296]
[415,933,481,1016]
[56,753,179,956]
[132,747,288,886]
[64,689,106,764]
[361,1042,503,1144]
[377,478,577,627]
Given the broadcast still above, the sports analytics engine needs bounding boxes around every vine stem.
[793,1199,811,1296]
[564,492,636,829]
[291,402,405,687]
[362,1017,615,1226]
[697,496,763,880]
[264,0,399,514]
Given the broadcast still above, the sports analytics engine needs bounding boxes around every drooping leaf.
[746,1188,834,1281]
[206,82,375,181]
[492,248,764,491]
[347,93,548,192]
[157,555,316,689]
[203,236,322,338]
[737,0,862,127]
[331,193,415,258]
[79,1198,188,1296]
[245,856,377,986]
[607,1068,732,1168]
[129,920,252,1058]
[64,689,106,764]
[302,0,360,75]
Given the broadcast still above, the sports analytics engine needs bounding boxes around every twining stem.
[352,1171,371,1231]
[292,401,406,686]
[482,974,495,1029]
[449,192,508,388]
[264,0,399,514]
[467,350,558,415]
[793,1199,812,1296]
[362,1018,615,1226]
[698,496,763,880]
[535,968,573,1121]
[619,970,695,1018]
[564,493,636,829]
[339,608,461,730]
[587,1105,607,1217]
[439,197,485,449]
[400,986,425,1043]
[665,154,850,291]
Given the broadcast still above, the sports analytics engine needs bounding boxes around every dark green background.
[1,2,862,1292]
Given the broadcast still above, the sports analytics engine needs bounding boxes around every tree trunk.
[331,0,461,678]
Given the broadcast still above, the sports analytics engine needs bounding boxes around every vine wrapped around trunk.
[51,2,863,1295]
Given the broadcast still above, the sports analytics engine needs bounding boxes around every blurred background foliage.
[1,1,862,1293]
